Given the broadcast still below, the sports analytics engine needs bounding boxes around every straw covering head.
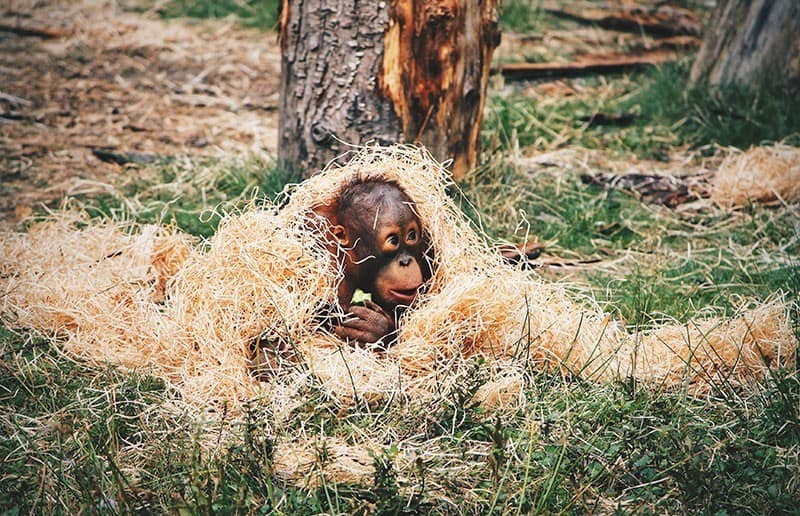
[318,177,432,345]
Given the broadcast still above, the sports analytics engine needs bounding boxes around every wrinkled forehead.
[341,183,418,232]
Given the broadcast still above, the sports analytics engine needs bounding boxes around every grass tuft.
[157,0,281,30]
[3,3,800,513]
[500,0,545,34]
[485,62,800,161]
[73,155,300,238]
[625,60,800,151]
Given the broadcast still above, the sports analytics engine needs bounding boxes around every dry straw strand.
[1,145,796,419]
[711,144,800,208]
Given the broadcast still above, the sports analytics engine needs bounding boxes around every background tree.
[690,0,799,91]
[278,0,500,178]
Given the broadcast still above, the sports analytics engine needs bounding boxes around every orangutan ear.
[332,224,349,246]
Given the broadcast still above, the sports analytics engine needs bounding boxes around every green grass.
[625,60,800,151]
[500,0,544,34]
[462,161,800,325]
[157,0,281,30]
[4,102,800,516]
[485,61,800,160]
[3,164,799,513]
[158,0,557,35]
[71,155,300,239]
[459,164,657,255]
[3,325,798,513]
[4,3,800,514]
[157,0,546,34]
[483,78,680,161]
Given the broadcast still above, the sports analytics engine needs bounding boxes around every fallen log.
[578,112,637,128]
[543,4,701,37]
[91,148,170,166]
[0,23,67,39]
[493,53,677,81]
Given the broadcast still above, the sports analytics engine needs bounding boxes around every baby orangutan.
[248,178,431,378]
[316,178,432,347]
[248,177,535,376]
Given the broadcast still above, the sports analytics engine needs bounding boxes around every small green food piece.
[351,289,372,306]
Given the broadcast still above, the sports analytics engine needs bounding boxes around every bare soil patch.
[0,0,281,224]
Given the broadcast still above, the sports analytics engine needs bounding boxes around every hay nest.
[1,145,797,417]
[710,144,800,208]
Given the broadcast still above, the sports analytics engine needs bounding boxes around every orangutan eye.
[407,229,417,242]
[387,234,399,247]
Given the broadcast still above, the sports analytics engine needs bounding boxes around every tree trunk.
[689,0,800,91]
[278,0,500,179]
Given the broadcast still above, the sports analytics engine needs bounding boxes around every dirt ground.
[0,0,281,225]
[0,0,703,228]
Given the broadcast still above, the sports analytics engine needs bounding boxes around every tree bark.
[689,0,800,92]
[278,0,500,179]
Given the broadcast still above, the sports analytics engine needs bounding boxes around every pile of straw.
[711,144,800,208]
[1,146,796,418]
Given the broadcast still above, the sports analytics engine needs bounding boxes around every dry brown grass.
[711,144,800,208]
[0,0,279,224]
[2,146,795,448]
